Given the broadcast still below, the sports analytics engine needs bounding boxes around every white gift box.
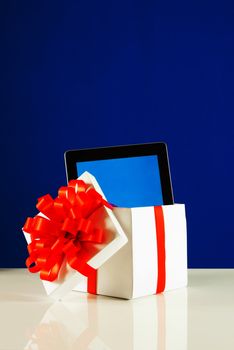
[74,204,187,299]
[23,171,187,299]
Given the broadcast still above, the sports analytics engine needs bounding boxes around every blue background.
[77,155,163,207]
[1,1,233,267]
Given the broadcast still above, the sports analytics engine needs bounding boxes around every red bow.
[23,179,113,282]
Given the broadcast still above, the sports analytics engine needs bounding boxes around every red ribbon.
[154,206,166,294]
[23,179,112,292]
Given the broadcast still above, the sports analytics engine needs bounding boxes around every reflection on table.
[23,288,187,350]
[2,269,234,350]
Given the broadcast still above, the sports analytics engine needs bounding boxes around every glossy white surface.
[0,269,233,349]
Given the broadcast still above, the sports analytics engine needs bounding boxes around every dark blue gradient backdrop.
[1,1,233,267]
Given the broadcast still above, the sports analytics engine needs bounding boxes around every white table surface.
[0,269,233,350]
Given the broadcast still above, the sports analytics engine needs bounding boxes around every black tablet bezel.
[64,142,174,205]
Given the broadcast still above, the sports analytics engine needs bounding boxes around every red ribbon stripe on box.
[154,206,166,294]
[23,179,113,293]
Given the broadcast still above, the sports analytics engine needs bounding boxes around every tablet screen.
[76,155,163,207]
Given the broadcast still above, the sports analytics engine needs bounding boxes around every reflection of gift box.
[97,288,187,350]
[23,172,187,299]
[24,288,187,350]
[24,299,93,350]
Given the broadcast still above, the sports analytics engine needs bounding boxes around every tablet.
[64,142,174,207]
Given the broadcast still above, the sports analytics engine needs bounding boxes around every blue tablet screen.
[76,155,163,207]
